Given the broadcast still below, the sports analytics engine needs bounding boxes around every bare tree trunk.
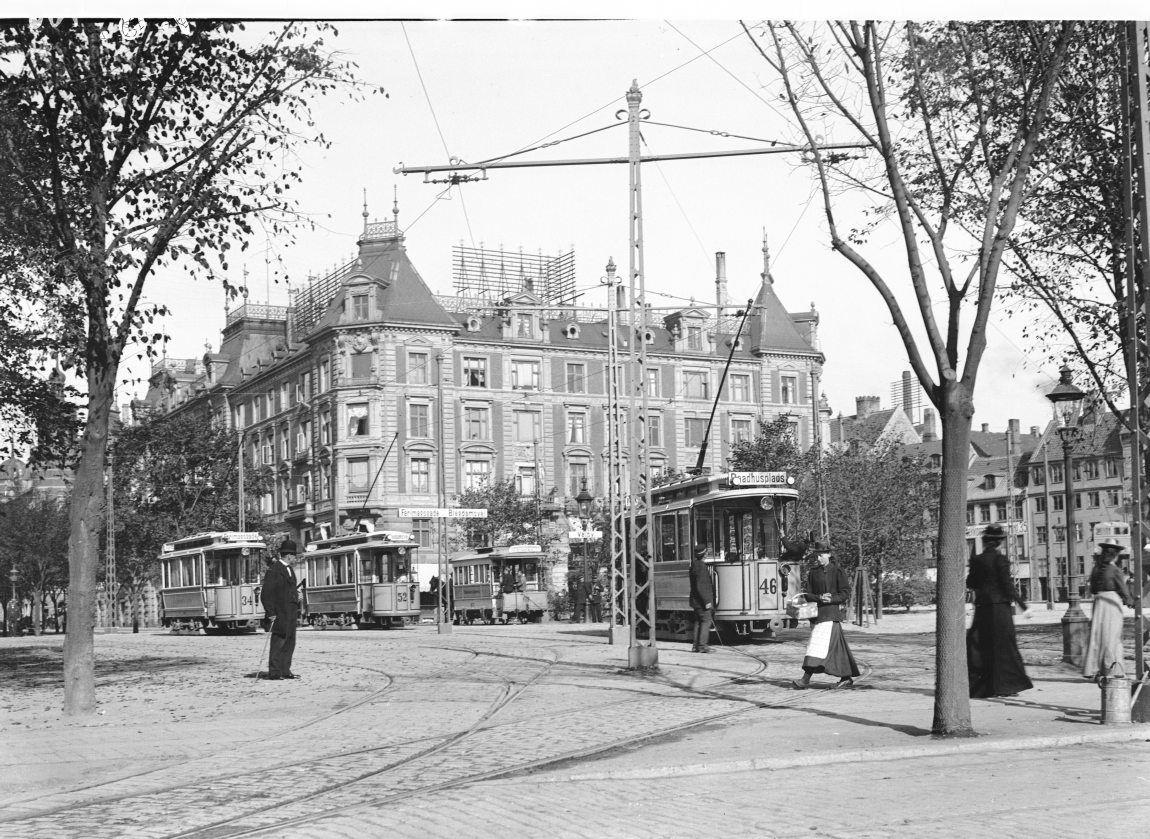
[933,381,975,736]
[62,369,114,715]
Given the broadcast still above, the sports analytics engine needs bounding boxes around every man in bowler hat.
[689,545,715,653]
[260,538,301,680]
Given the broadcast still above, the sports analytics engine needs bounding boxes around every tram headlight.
[786,475,795,485]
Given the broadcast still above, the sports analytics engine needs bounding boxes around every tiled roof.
[751,280,819,355]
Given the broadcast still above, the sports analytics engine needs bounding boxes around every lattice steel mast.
[602,259,630,646]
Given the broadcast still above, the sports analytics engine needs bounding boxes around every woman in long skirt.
[1082,540,1132,681]
[792,543,859,689]
[966,524,1032,698]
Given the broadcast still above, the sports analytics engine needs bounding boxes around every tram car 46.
[450,544,549,624]
[650,471,803,642]
[159,532,267,634]
[297,528,420,628]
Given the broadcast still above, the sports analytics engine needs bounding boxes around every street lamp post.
[576,479,595,624]
[9,567,19,636]
[1045,364,1090,664]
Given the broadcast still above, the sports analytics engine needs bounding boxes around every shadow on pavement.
[0,646,209,690]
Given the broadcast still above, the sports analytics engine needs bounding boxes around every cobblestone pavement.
[1,615,1146,838]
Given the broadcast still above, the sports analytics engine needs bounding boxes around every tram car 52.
[450,544,549,624]
[297,528,420,628]
[650,471,803,642]
[159,532,267,634]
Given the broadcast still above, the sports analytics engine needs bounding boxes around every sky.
[17,10,1105,436]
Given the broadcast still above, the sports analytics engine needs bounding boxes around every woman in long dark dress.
[791,543,859,689]
[966,524,1032,698]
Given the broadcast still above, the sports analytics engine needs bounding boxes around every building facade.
[141,218,827,582]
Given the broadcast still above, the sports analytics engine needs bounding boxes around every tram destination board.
[729,471,792,486]
[398,507,488,519]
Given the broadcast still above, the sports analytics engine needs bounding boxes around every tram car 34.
[159,532,268,634]
[650,471,803,642]
[450,544,549,624]
[297,528,420,628]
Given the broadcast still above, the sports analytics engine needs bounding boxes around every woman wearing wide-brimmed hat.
[791,542,859,689]
[966,523,1032,698]
[1082,537,1132,682]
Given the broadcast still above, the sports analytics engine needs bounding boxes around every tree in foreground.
[0,20,364,714]
[746,20,1074,735]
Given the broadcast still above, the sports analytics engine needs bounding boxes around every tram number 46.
[759,578,778,596]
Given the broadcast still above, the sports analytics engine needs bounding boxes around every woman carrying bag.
[791,542,859,689]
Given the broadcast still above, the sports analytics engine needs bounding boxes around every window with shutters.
[409,403,430,438]
[408,351,429,384]
[348,403,369,436]
[350,352,372,379]
[463,356,487,387]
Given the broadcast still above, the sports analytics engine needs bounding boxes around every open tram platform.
[0,607,1147,838]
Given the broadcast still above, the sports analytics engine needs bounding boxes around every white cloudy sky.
[22,4,1137,433]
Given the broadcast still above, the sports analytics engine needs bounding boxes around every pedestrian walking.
[1082,538,1133,682]
[791,542,858,688]
[689,545,715,652]
[966,524,1031,698]
[259,538,301,681]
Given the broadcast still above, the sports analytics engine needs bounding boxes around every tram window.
[725,512,742,560]
[359,554,375,583]
[206,556,222,585]
[755,512,781,558]
[677,512,691,562]
[658,515,677,562]
[696,515,716,558]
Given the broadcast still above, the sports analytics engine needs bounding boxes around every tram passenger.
[689,545,715,653]
[791,542,859,689]
[259,539,301,681]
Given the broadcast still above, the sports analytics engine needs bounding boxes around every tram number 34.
[240,594,255,607]
[759,578,778,596]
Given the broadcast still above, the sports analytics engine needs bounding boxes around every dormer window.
[564,323,580,339]
[985,475,996,490]
[687,326,703,350]
[352,293,370,321]
[643,329,655,344]
[467,316,481,332]
[515,313,533,338]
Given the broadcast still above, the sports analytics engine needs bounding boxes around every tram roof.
[449,544,545,565]
[303,530,418,556]
[651,471,798,505]
[160,531,266,556]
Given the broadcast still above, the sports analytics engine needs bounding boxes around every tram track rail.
[0,631,915,838]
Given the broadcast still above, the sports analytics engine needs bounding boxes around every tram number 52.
[759,578,778,596]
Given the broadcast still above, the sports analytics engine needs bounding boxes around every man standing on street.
[260,538,300,680]
[689,545,715,653]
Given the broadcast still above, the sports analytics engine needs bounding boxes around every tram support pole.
[435,353,452,635]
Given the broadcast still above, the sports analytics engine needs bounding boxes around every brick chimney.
[922,408,938,442]
[715,252,728,309]
[1030,425,1040,437]
[980,423,989,433]
[855,396,881,419]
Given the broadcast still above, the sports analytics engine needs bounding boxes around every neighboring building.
[828,396,920,450]
[1026,411,1129,602]
[140,214,828,584]
[0,456,73,503]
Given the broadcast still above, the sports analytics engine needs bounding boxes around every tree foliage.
[729,415,810,475]
[109,409,272,604]
[0,493,69,634]
[453,479,556,551]
[0,19,367,713]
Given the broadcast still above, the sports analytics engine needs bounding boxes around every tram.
[650,470,804,642]
[158,532,268,633]
[449,544,549,624]
[296,528,420,628]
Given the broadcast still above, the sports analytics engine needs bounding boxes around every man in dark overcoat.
[260,538,301,680]
[689,545,715,653]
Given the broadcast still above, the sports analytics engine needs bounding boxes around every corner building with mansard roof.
[139,214,829,579]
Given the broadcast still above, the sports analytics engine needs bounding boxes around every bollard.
[1100,676,1132,725]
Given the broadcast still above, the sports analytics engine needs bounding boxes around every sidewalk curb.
[553,724,1150,782]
